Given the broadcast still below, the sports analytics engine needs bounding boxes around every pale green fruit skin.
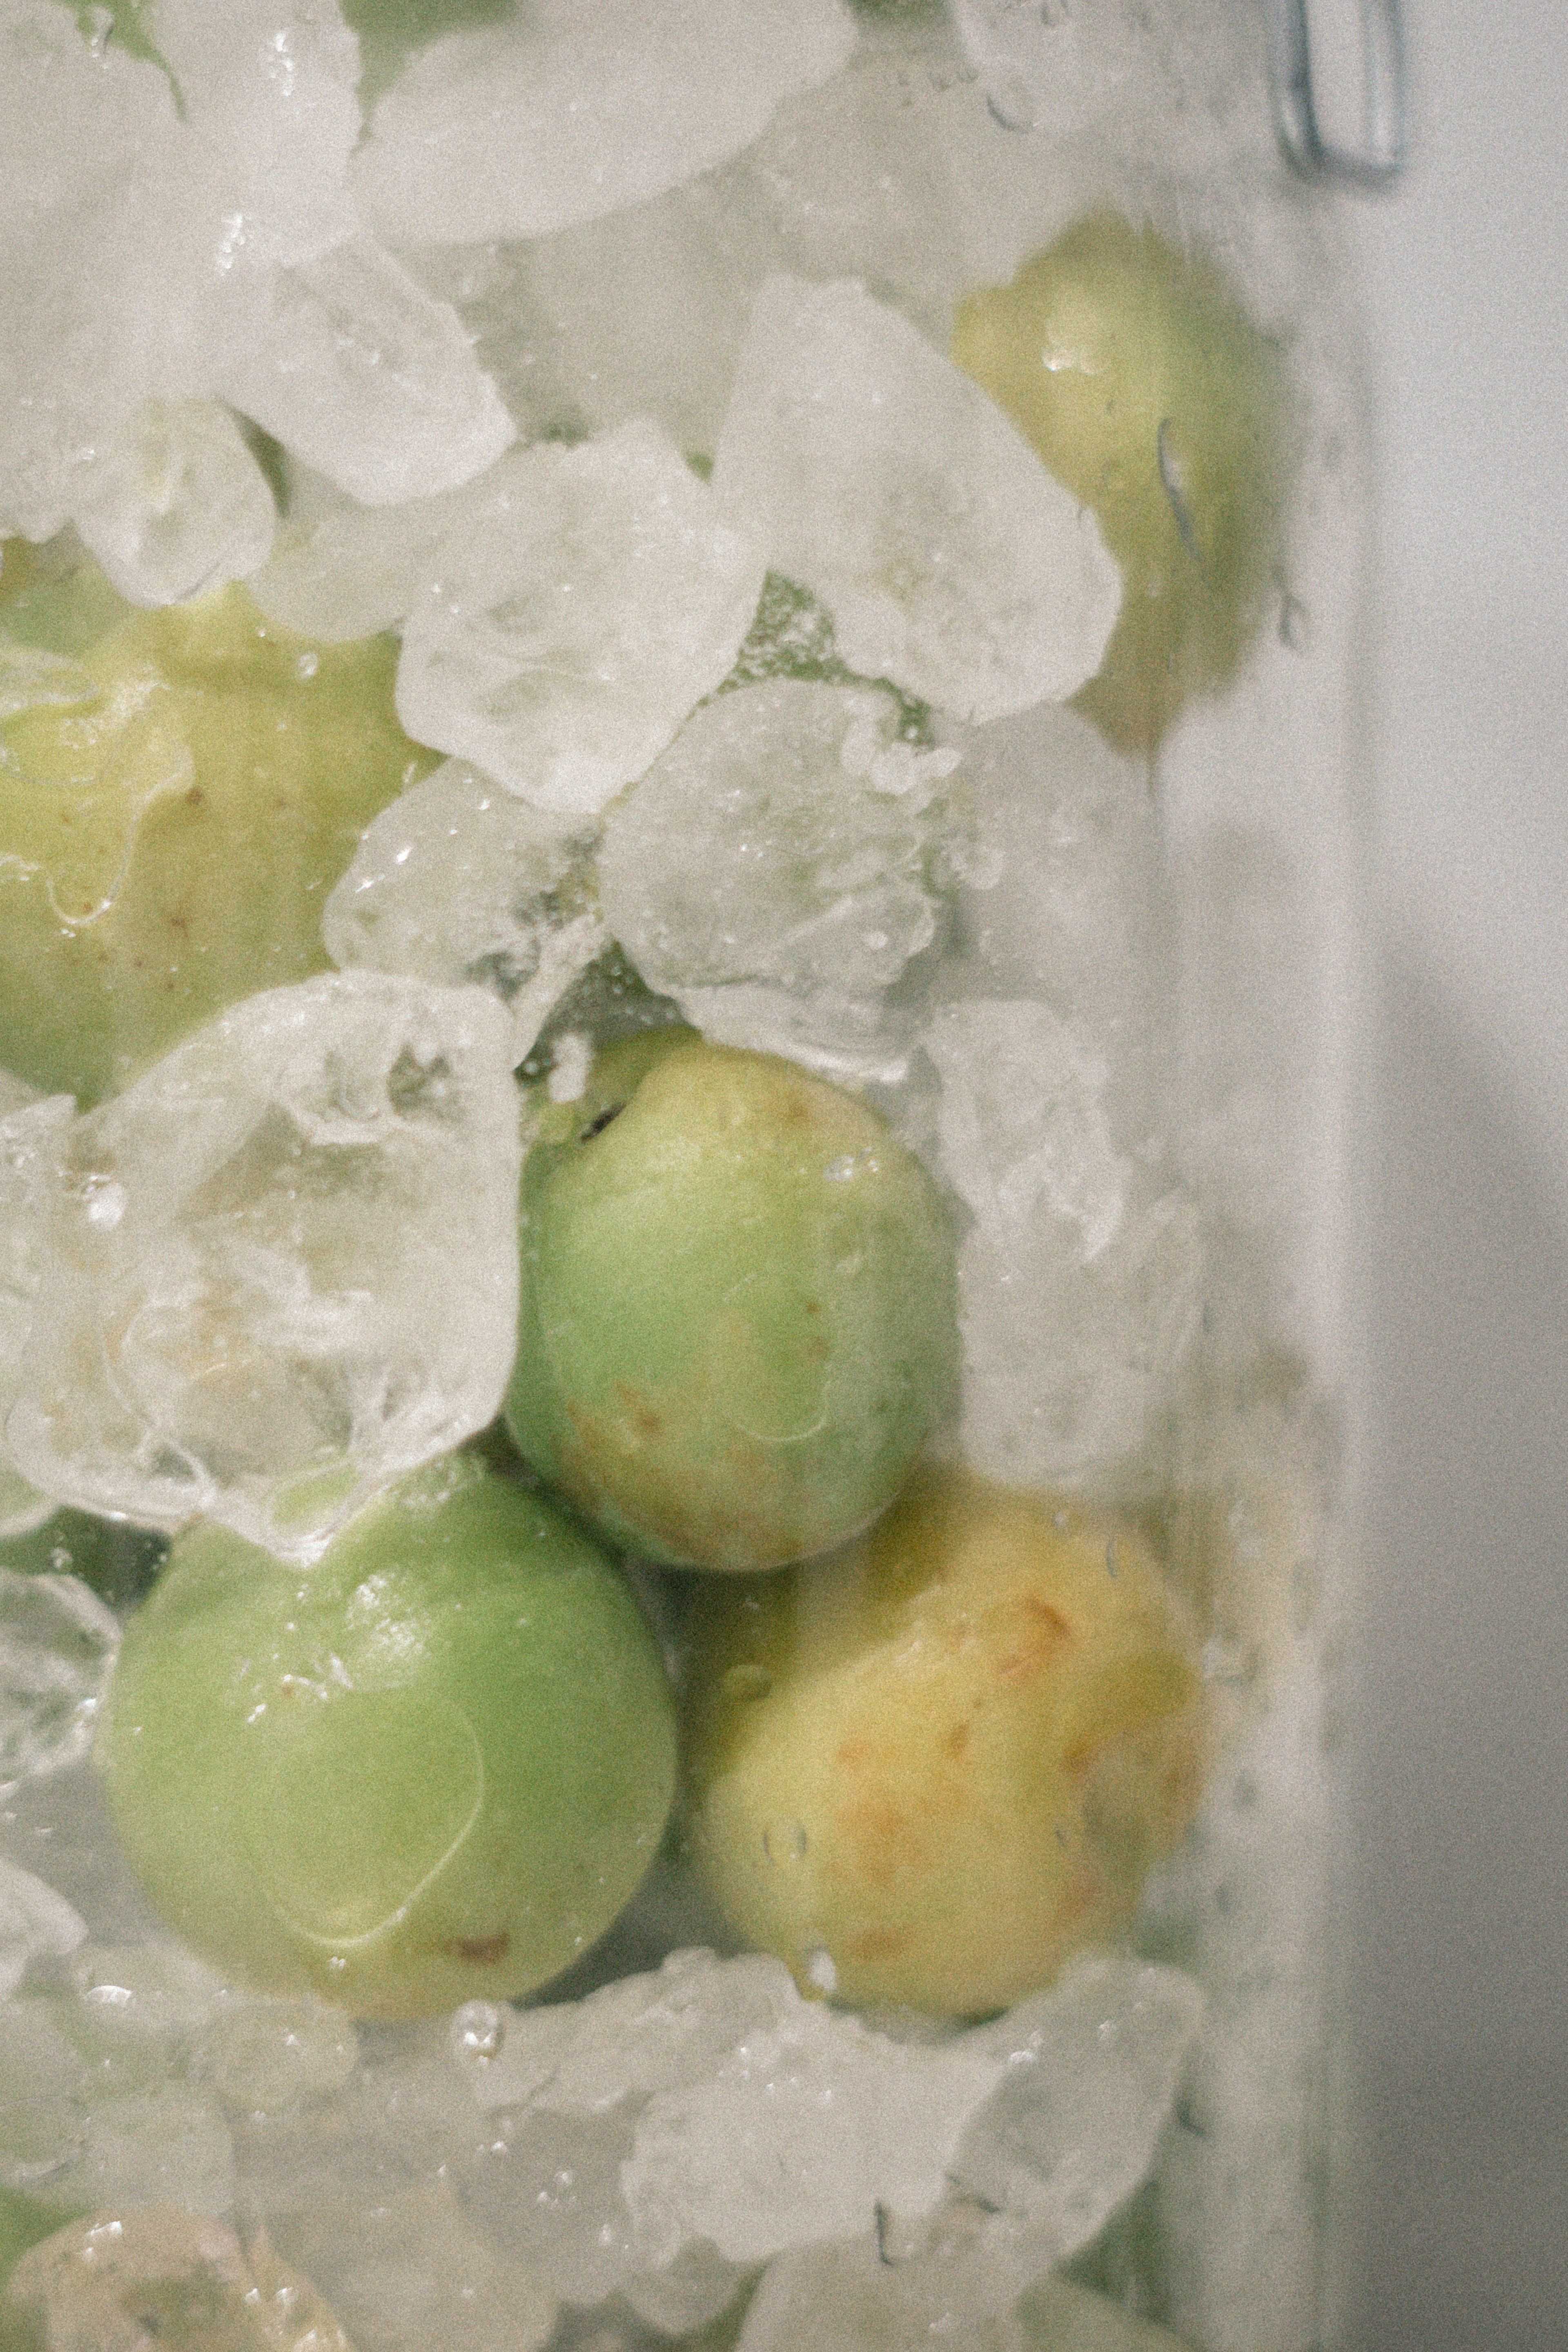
[504,1032,959,1572]
[0,575,434,1105]
[683,1465,1208,2016]
[951,214,1288,756]
[97,1456,677,2021]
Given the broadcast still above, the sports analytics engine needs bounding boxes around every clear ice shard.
[736,1957,1203,2347]
[0,1859,86,2002]
[2,2208,354,2352]
[67,398,277,609]
[211,237,517,508]
[248,479,478,642]
[0,1570,121,1785]
[396,421,765,818]
[926,1001,1203,1485]
[713,276,1123,724]
[352,0,858,247]
[598,680,962,1081]
[4,973,522,1565]
[323,760,604,1066]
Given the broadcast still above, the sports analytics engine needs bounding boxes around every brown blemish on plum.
[946,1720,971,1761]
[451,1931,510,1964]
[833,1794,923,1889]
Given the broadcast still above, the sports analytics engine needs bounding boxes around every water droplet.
[452,2000,506,2064]
[763,1819,808,1867]
[295,651,320,681]
[824,1155,856,1182]
[804,1946,838,1995]
[48,1546,73,1574]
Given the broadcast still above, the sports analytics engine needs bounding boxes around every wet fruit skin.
[0,570,434,1104]
[683,1464,1207,2016]
[96,1455,678,2022]
[503,1030,960,1572]
[951,213,1287,756]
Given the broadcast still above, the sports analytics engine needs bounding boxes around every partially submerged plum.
[0,573,433,1103]
[951,214,1288,755]
[97,1455,677,2021]
[683,1464,1207,2015]
[504,1030,959,1571]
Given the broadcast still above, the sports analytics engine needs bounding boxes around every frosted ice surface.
[5,974,523,1564]
[0,0,360,540]
[67,398,277,608]
[926,1002,1202,1483]
[324,760,604,1066]
[37,2083,236,2219]
[2,2208,356,2352]
[396,421,764,818]
[352,0,858,247]
[0,1098,75,1531]
[0,1570,120,1783]
[0,1861,85,2002]
[249,481,478,642]
[713,277,1122,724]
[599,681,960,1082]
[213,237,517,508]
[0,1993,89,2187]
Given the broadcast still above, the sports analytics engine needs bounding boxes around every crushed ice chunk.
[200,1989,361,2114]
[0,1572,121,1784]
[396,421,764,818]
[0,0,361,540]
[0,1861,87,2001]
[621,1998,1007,2269]
[713,276,1122,724]
[352,0,858,247]
[599,680,959,1082]
[4,974,522,1564]
[212,236,517,508]
[323,760,604,1066]
[925,1002,1203,1484]
[737,1958,1202,2345]
[0,1098,77,1537]
[37,2083,235,2218]
[66,397,276,608]
[2,2208,356,2352]
[66,1941,225,2072]
[248,478,477,642]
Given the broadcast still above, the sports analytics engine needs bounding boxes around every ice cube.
[0,1862,85,2003]
[41,2082,236,2220]
[324,760,604,1066]
[924,1002,1203,1485]
[212,237,517,508]
[3,2208,356,2352]
[5,974,523,1564]
[396,421,764,818]
[598,680,960,1081]
[713,276,1122,724]
[0,1572,121,1785]
[352,0,858,248]
[66,398,276,609]
[66,1941,225,2080]
[0,1991,90,2186]
[0,1099,78,1535]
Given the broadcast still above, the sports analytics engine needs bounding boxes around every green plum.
[951,214,1288,755]
[96,1455,677,2021]
[503,1030,959,1572]
[0,572,435,1104]
[683,1464,1208,2016]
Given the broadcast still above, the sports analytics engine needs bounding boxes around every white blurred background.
[1339,0,1568,2343]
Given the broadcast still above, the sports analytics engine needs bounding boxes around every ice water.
[0,3,1370,2347]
